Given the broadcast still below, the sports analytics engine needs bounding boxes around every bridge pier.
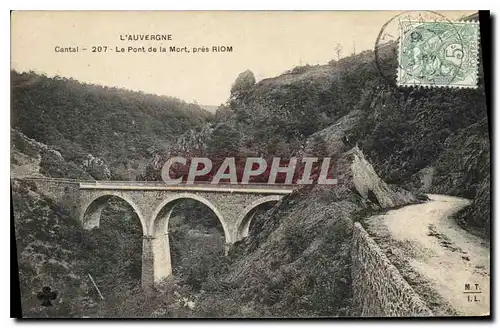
[237,210,256,241]
[224,243,232,256]
[141,235,155,291]
[81,199,108,229]
[152,232,172,285]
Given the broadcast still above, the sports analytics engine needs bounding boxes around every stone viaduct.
[24,178,295,289]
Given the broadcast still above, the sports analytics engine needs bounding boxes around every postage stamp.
[397,21,480,88]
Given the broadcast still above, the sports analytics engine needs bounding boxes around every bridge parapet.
[79,181,296,194]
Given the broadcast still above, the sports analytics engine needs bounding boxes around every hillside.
[11,127,231,317]
[11,71,212,180]
[147,39,490,238]
[191,147,417,318]
[11,142,418,317]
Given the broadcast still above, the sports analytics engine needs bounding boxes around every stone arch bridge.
[24,178,295,289]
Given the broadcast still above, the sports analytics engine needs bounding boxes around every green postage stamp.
[397,21,480,88]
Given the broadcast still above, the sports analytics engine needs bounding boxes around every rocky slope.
[143,36,489,237]
[190,145,417,318]
[12,177,95,317]
[11,129,94,180]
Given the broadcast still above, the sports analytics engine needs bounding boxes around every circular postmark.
[374,11,467,88]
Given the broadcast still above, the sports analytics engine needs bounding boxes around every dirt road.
[367,194,490,316]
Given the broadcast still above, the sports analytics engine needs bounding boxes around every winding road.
[368,194,490,316]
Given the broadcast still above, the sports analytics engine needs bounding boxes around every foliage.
[13,178,229,317]
[193,192,356,318]
[11,70,211,179]
[230,70,256,100]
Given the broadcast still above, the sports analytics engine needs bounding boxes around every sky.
[11,11,474,106]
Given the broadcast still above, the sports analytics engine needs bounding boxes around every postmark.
[374,11,480,90]
[397,20,479,88]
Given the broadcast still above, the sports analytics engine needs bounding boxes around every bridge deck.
[22,177,297,194]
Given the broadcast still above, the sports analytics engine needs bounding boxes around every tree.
[207,123,241,157]
[214,104,234,123]
[230,70,256,100]
[334,43,343,60]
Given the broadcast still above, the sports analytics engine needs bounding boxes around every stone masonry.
[351,222,433,317]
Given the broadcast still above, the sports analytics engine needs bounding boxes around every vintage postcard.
[10,10,491,318]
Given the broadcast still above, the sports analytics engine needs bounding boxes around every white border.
[3,1,498,327]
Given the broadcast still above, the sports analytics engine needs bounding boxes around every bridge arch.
[148,193,230,283]
[236,195,282,240]
[149,193,230,240]
[80,192,147,233]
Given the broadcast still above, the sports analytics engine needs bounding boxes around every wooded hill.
[11,70,212,180]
